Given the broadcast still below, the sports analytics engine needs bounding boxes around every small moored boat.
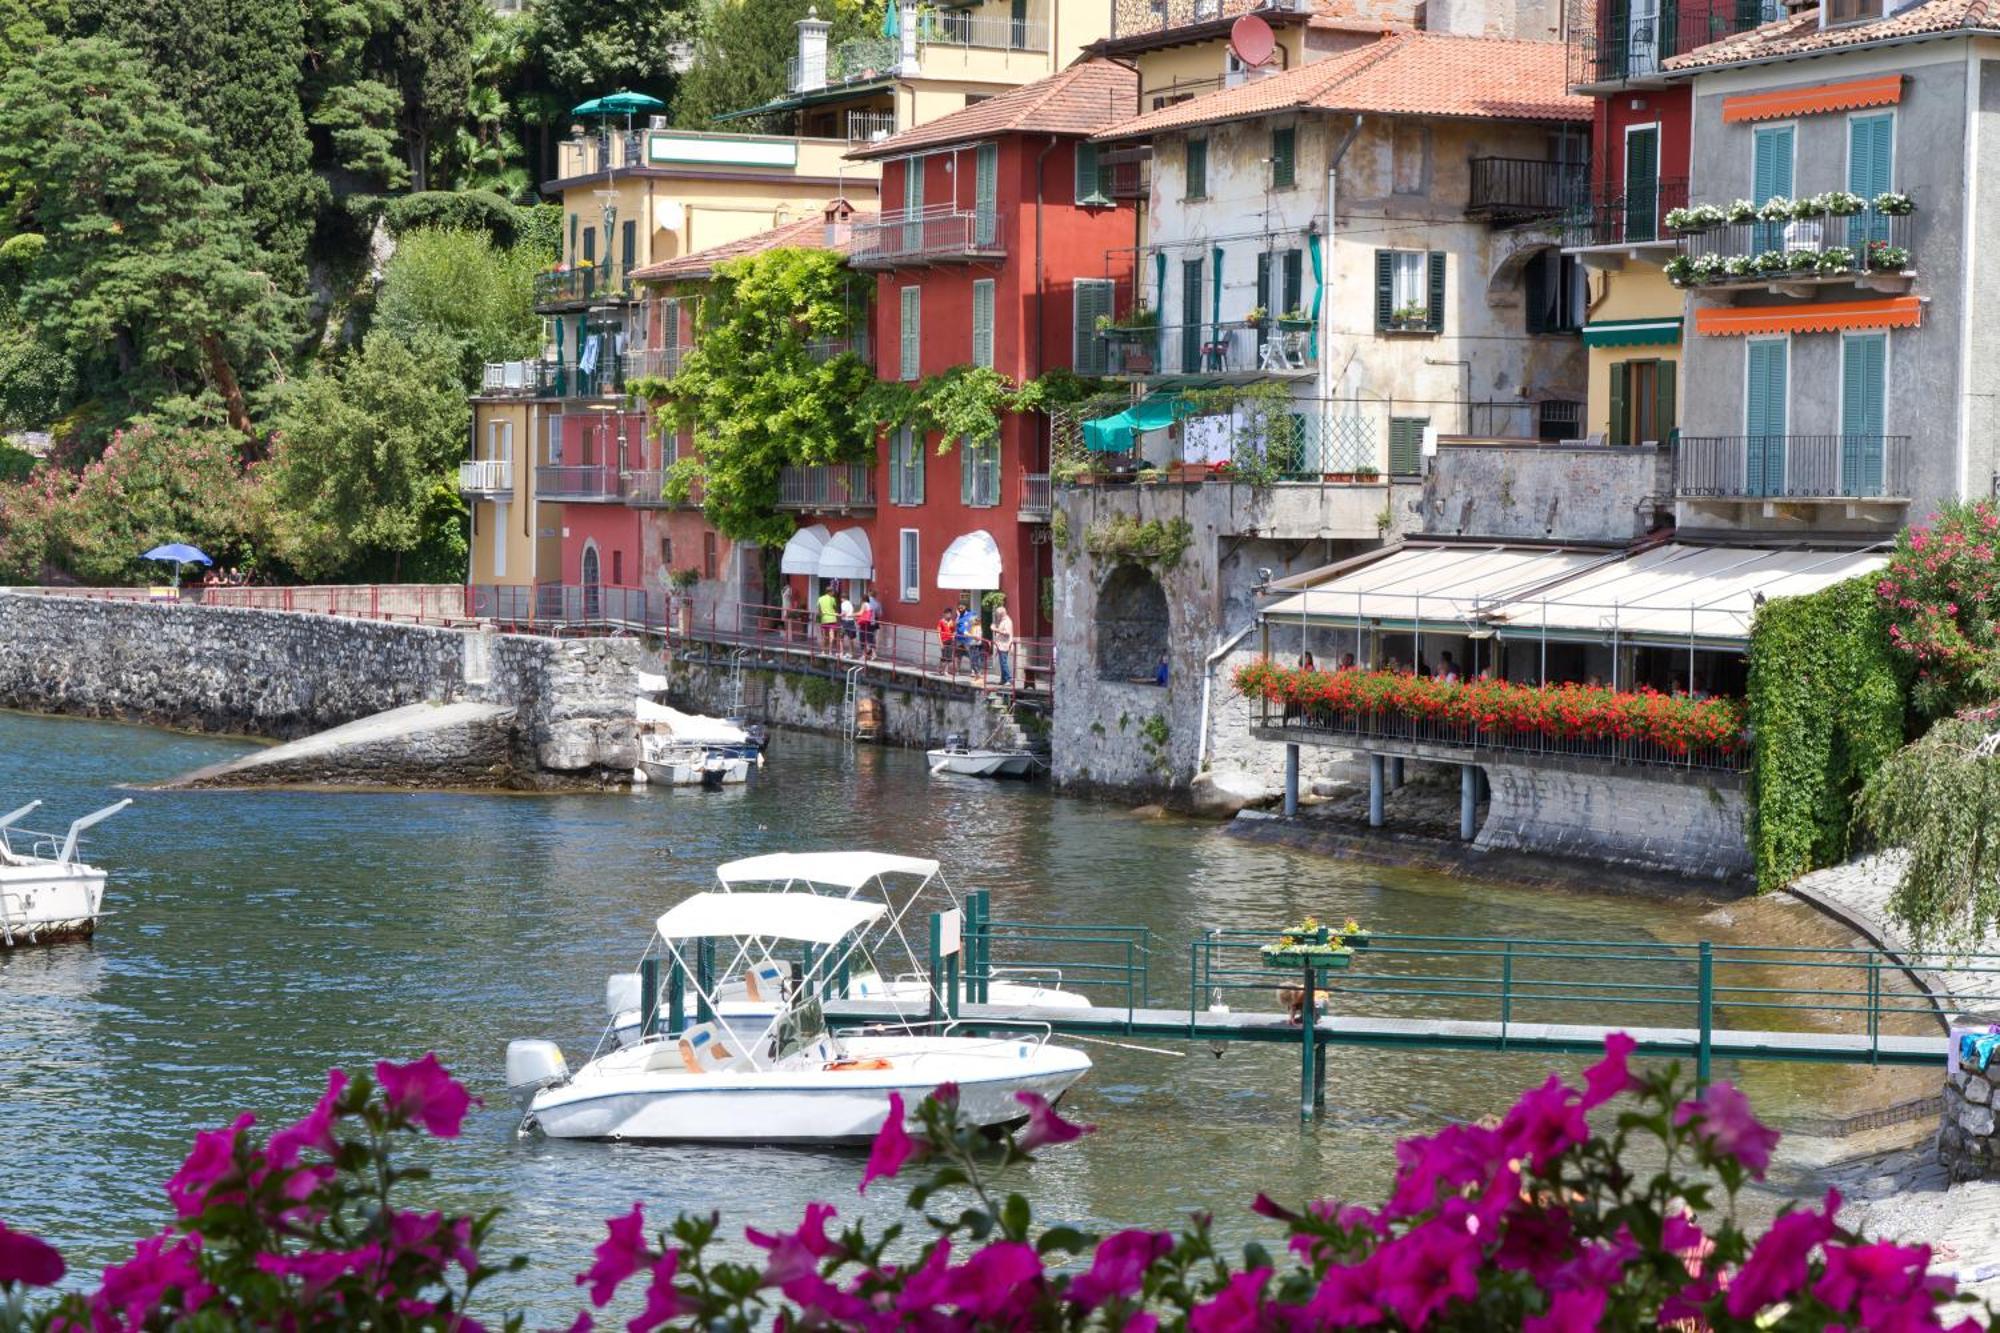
[0,799,132,947]
[927,732,1037,779]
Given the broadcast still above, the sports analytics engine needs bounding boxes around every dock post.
[1368,753,1385,827]
[639,958,660,1040]
[1299,959,1319,1122]
[928,912,944,1025]
[1696,942,1714,1088]
[1460,764,1477,841]
[1390,757,1404,790]
[1284,743,1300,817]
[667,962,684,1036]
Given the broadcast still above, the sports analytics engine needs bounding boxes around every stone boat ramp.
[0,591,639,789]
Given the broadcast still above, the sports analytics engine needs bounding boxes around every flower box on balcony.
[1277,317,1314,332]
[1119,346,1155,374]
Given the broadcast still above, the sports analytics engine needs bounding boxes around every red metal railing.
[679,598,1052,696]
[12,584,475,623]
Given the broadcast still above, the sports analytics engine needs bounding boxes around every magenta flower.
[375,1053,476,1138]
[746,1201,838,1288]
[92,1232,211,1329]
[1065,1229,1173,1310]
[578,1203,652,1307]
[165,1113,254,1219]
[1386,1121,1504,1219]
[1493,1205,1573,1283]
[1814,1240,1931,1310]
[0,1221,64,1287]
[1661,1210,1707,1258]
[1372,1217,1481,1330]
[1016,1091,1092,1152]
[1579,1032,1636,1111]
[1498,1075,1589,1170]
[941,1240,1043,1321]
[266,1069,348,1170]
[1187,1266,1270,1333]
[1303,1255,1382,1328]
[860,1092,916,1194]
[1548,1228,1636,1292]
[1726,1189,1839,1319]
[1673,1081,1781,1178]
[628,1252,696,1333]
[1523,1288,1606,1333]
[255,1243,383,1289]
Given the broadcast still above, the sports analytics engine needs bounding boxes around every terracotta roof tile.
[631,208,877,282]
[1665,0,2000,68]
[846,61,1138,160]
[1095,31,1587,139]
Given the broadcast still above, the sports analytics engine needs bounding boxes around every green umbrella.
[571,91,665,118]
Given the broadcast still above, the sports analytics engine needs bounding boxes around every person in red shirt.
[937,606,958,674]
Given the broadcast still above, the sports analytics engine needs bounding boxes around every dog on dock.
[1276,982,1332,1025]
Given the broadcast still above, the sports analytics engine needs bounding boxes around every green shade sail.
[1581,317,1683,348]
[1082,393,1195,453]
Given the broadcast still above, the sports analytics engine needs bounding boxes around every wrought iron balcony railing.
[1562,177,1689,249]
[1018,472,1052,519]
[534,464,623,501]
[1565,0,1784,88]
[1672,208,1914,285]
[848,206,1004,268]
[1110,0,1309,42]
[1675,434,1911,501]
[1256,700,1748,773]
[1468,157,1589,222]
[776,463,876,510]
[533,263,634,308]
[458,458,514,496]
[1094,319,1320,378]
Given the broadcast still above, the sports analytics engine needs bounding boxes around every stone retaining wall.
[1473,761,1751,882]
[666,653,1013,751]
[1942,1038,2000,1181]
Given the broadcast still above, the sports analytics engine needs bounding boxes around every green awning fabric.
[1152,251,1166,367]
[1081,394,1195,453]
[1582,318,1683,348]
[1307,233,1323,359]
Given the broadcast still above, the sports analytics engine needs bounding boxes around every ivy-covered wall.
[1746,576,1908,890]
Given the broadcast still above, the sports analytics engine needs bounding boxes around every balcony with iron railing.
[1669,206,1915,295]
[1562,177,1689,251]
[848,206,1004,268]
[788,35,899,95]
[534,464,624,501]
[1110,0,1311,43]
[479,358,629,399]
[787,17,1049,93]
[847,108,897,143]
[1565,0,1784,90]
[624,346,685,381]
[1018,472,1052,521]
[534,262,634,309]
[458,458,514,497]
[1468,157,1589,223]
[1675,434,1911,503]
[776,463,876,510]
[1094,319,1319,379]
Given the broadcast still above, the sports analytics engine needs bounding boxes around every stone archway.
[1096,564,1169,681]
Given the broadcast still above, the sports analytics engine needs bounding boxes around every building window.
[889,425,925,505]
[1841,332,1888,494]
[899,286,921,380]
[974,142,998,246]
[1744,338,1789,492]
[961,438,1000,507]
[1825,0,1882,22]
[899,529,921,602]
[1072,278,1114,374]
[1608,358,1677,447]
[1075,142,1114,206]
[1388,417,1429,475]
[621,219,636,272]
[487,419,513,460]
[1375,251,1444,332]
[972,278,995,369]
[545,412,564,463]
[612,550,624,586]
[1524,250,1582,334]
[1185,138,1207,200]
[659,537,672,567]
[1271,126,1296,190]
[1537,400,1582,443]
[702,530,719,581]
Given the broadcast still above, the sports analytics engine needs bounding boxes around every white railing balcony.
[847,109,897,142]
[459,458,514,496]
[921,11,1049,51]
[1019,472,1051,519]
[625,346,685,380]
[848,206,1003,268]
[777,463,876,510]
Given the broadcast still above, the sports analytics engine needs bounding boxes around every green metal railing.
[948,890,1151,1018]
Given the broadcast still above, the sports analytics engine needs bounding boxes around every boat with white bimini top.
[509,891,1091,1143]
[0,799,132,947]
[606,851,1091,1045]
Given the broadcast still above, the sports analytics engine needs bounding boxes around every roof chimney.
[796,6,830,93]
[823,197,855,247]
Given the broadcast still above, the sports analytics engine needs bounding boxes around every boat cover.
[715,850,941,890]
[656,891,885,945]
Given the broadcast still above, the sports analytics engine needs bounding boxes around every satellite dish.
[1229,14,1276,68]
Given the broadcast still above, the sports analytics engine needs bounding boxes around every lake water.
[0,709,1917,1322]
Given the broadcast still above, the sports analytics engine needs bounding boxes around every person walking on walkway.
[858,591,879,661]
[990,597,1015,687]
[937,605,958,674]
[956,604,982,674]
[838,591,856,656]
[817,584,839,654]
[779,582,796,642]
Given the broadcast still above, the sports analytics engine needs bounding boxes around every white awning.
[1483,543,1890,647]
[716,851,941,891]
[937,530,1002,591]
[636,699,748,745]
[817,527,875,580]
[780,523,832,576]
[1261,544,1615,629]
[655,891,886,945]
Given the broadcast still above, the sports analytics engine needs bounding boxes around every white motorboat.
[509,892,1091,1143]
[927,746,1037,778]
[635,692,767,757]
[0,799,131,947]
[636,736,750,788]
[607,851,1091,1045]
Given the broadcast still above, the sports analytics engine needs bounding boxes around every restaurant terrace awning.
[780,523,832,576]
[1260,544,1617,631]
[1694,297,1920,337]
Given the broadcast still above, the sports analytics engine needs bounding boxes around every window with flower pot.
[1375,251,1444,333]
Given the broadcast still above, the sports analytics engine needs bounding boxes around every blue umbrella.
[142,543,212,565]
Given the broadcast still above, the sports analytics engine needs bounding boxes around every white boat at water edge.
[606,851,1092,1046]
[0,799,131,947]
[635,736,751,789]
[508,892,1091,1144]
[927,746,1037,778]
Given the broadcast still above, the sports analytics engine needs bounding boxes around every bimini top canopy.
[716,850,942,890]
[817,527,875,580]
[780,524,833,576]
[655,891,885,945]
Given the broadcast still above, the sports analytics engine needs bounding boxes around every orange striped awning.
[1721,75,1902,123]
[1694,297,1922,337]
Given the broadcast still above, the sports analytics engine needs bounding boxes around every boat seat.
[676,1023,735,1074]
[741,960,788,1004]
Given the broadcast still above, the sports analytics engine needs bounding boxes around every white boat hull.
[639,755,750,787]
[0,865,107,947]
[927,750,1036,778]
[528,1035,1090,1143]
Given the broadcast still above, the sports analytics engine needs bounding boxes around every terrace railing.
[777,463,876,510]
[534,464,623,501]
[1563,177,1689,249]
[1468,157,1588,221]
[1018,472,1052,519]
[533,263,633,308]
[848,206,1004,268]
[1675,434,1911,501]
[1110,0,1309,42]
[1673,207,1914,284]
[457,458,513,496]
[1565,0,1784,88]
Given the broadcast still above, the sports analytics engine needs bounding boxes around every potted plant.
[1663,255,1695,286]
[1724,198,1758,224]
[1098,305,1159,346]
[1821,190,1866,217]
[1816,245,1855,275]
[1867,240,1911,271]
[1277,307,1312,331]
[1120,344,1156,375]
[1389,302,1430,330]
[1260,917,1354,971]
[1354,464,1381,483]
[1337,918,1372,949]
[1242,305,1268,330]
[1053,456,1091,487]
[1873,190,1915,216]
[1756,196,1796,223]
[1134,465,1163,485]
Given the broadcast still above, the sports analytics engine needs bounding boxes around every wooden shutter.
[909,427,925,504]
[1255,252,1271,348]
[1389,417,1425,474]
[1075,142,1101,204]
[1654,359,1677,442]
[975,143,998,245]
[1374,250,1394,331]
[1271,126,1295,189]
[1180,258,1203,372]
[1426,252,1446,332]
[1841,333,1886,493]
[972,279,995,369]
[1281,250,1303,315]
[888,430,902,505]
[1072,278,1112,373]
[1186,138,1206,198]
[900,286,920,380]
[1745,339,1788,493]
[621,220,636,270]
[1624,127,1659,242]
[1608,361,1630,446]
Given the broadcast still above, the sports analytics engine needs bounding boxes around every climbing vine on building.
[1745,576,1908,891]
[1082,513,1192,571]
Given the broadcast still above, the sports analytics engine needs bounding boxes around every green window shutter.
[1848,114,1893,196]
[975,143,999,245]
[1608,362,1630,446]
[661,297,680,351]
[888,429,904,505]
[1075,142,1103,204]
[1624,127,1659,241]
[1186,139,1207,199]
[1426,252,1446,332]
[1654,358,1677,441]
[1658,0,1679,57]
[1180,258,1203,372]
[1255,252,1271,346]
[1072,279,1112,373]
[621,220,636,270]
[1272,126,1296,189]
[1745,338,1789,493]
[1281,249,1303,315]
[900,286,921,380]
[567,212,577,262]
[1606,0,1629,77]
[972,279,995,369]
[1374,250,1394,331]
[1525,253,1550,335]
[1389,416,1426,474]
[1841,333,1886,493]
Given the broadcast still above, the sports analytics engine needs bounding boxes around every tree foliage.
[672,0,876,131]
[1860,711,2000,945]
[528,0,691,107]
[373,225,543,386]
[1876,499,2000,718]
[646,247,875,546]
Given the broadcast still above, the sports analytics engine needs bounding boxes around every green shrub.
[382,190,526,245]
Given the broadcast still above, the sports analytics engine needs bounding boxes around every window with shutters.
[974,143,998,246]
[621,220,636,272]
[1180,258,1203,373]
[1376,251,1443,332]
[612,549,624,586]
[899,530,921,601]
[1825,0,1882,24]
[702,531,718,581]
[1072,278,1114,374]
[972,279,995,369]
[961,439,1000,507]
[889,426,925,506]
[1074,142,1112,206]
[1848,113,1894,248]
[899,286,921,380]
[1840,332,1887,495]
[1607,358,1674,447]
[1623,124,1661,243]
[1185,139,1207,199]
[1280,249,1304,318]
[1388,417,1428,476]
[1750,124,1795,251]
[1271,126,1296,190]
[1745,339,1789,495]
[902,157,925,252]
[1523,250,1582,334]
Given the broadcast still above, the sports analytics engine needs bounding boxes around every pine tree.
[393,0,480,192]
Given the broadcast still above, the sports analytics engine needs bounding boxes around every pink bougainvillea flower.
[628,1252,697,1333]
[1499,1075,1589,1170]
[859,1093,916,1194]
[1523,1288,1606,1333]
[165,1113,254,1219]
[1674,1080,1781,1179]
[1726,1190,1839,1319]
[1016,1091,1092,1152]
[1303,1255,1382,1328]
[0,1220,65,1287]
[375,1053,476,1138]
[578,1203,652,1307]
[941,1240,1044,1322]
[1187,1266,1270,1333]
[1579,1032,1637,1111]
[92,1232,210,1330]
[266,1069,349,1170]
[1814,1240,1932,1311]
[746,1202,838,1288]
[1065,1229,1173,1310]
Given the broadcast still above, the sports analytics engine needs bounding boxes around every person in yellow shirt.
[817,585,839,653]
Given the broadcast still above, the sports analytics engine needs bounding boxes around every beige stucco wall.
[467,399,544,588]
[1582,264,1682,440]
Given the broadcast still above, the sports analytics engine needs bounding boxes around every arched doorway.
[1096,564,1170,681]
[581,541,601,620]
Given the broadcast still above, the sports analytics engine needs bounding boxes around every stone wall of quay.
[665,652,1016,752]
[1473,761,1751,882]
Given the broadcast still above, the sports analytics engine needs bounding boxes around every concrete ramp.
[167,701,517,790]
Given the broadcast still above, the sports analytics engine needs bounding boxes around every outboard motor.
[944,731,968,753]
[505,1039,569,1107]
